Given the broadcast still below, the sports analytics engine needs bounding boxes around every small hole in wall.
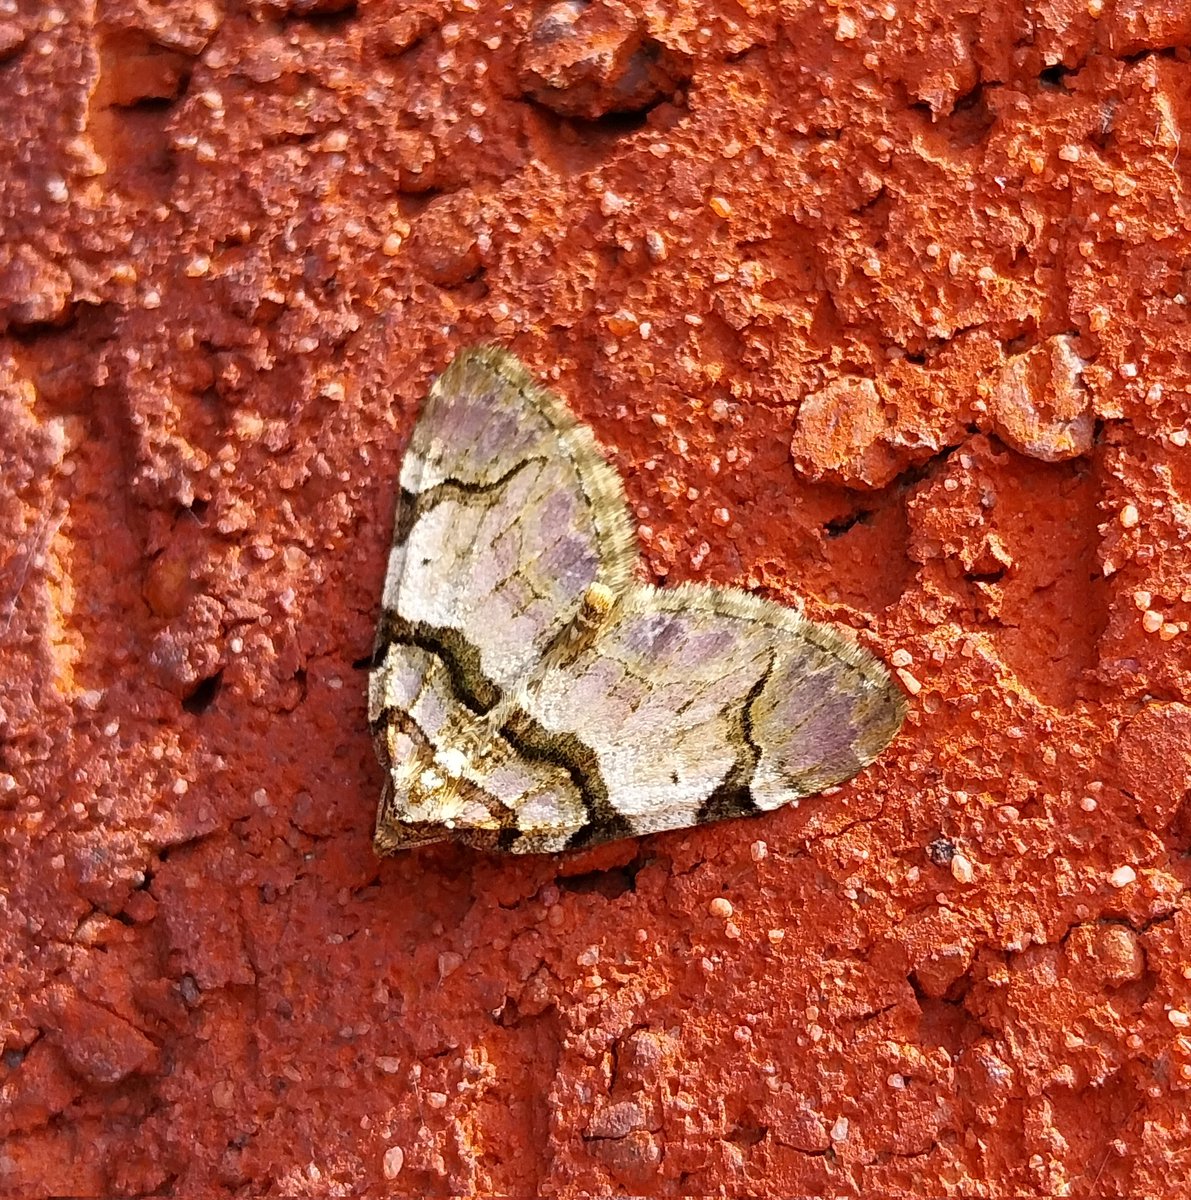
[183,670,223,715]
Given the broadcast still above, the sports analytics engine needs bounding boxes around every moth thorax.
[572,582,615,637]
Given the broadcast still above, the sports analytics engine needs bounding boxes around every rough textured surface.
[1,1,1189,1196]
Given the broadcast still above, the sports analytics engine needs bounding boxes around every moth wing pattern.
[521,584,907,846]
[370,347,906,855]
[371,641,590,854]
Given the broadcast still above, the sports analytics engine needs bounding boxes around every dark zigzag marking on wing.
[381,458,567,649]
[496,708,632,850]
[373,699,523,832]
[371,614,502,715]
[373,457,546,669]
[695,653,775,825]
[394,456,548,545]
[370,623,619,848]
[373,458,557,683]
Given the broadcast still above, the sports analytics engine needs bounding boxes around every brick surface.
[2,2,1190,1195]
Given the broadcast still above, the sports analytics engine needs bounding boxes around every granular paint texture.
[1,2,1189,1196]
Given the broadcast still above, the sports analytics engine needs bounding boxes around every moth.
[369,347,905,854]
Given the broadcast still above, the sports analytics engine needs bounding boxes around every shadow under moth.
[369,347,905,854]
